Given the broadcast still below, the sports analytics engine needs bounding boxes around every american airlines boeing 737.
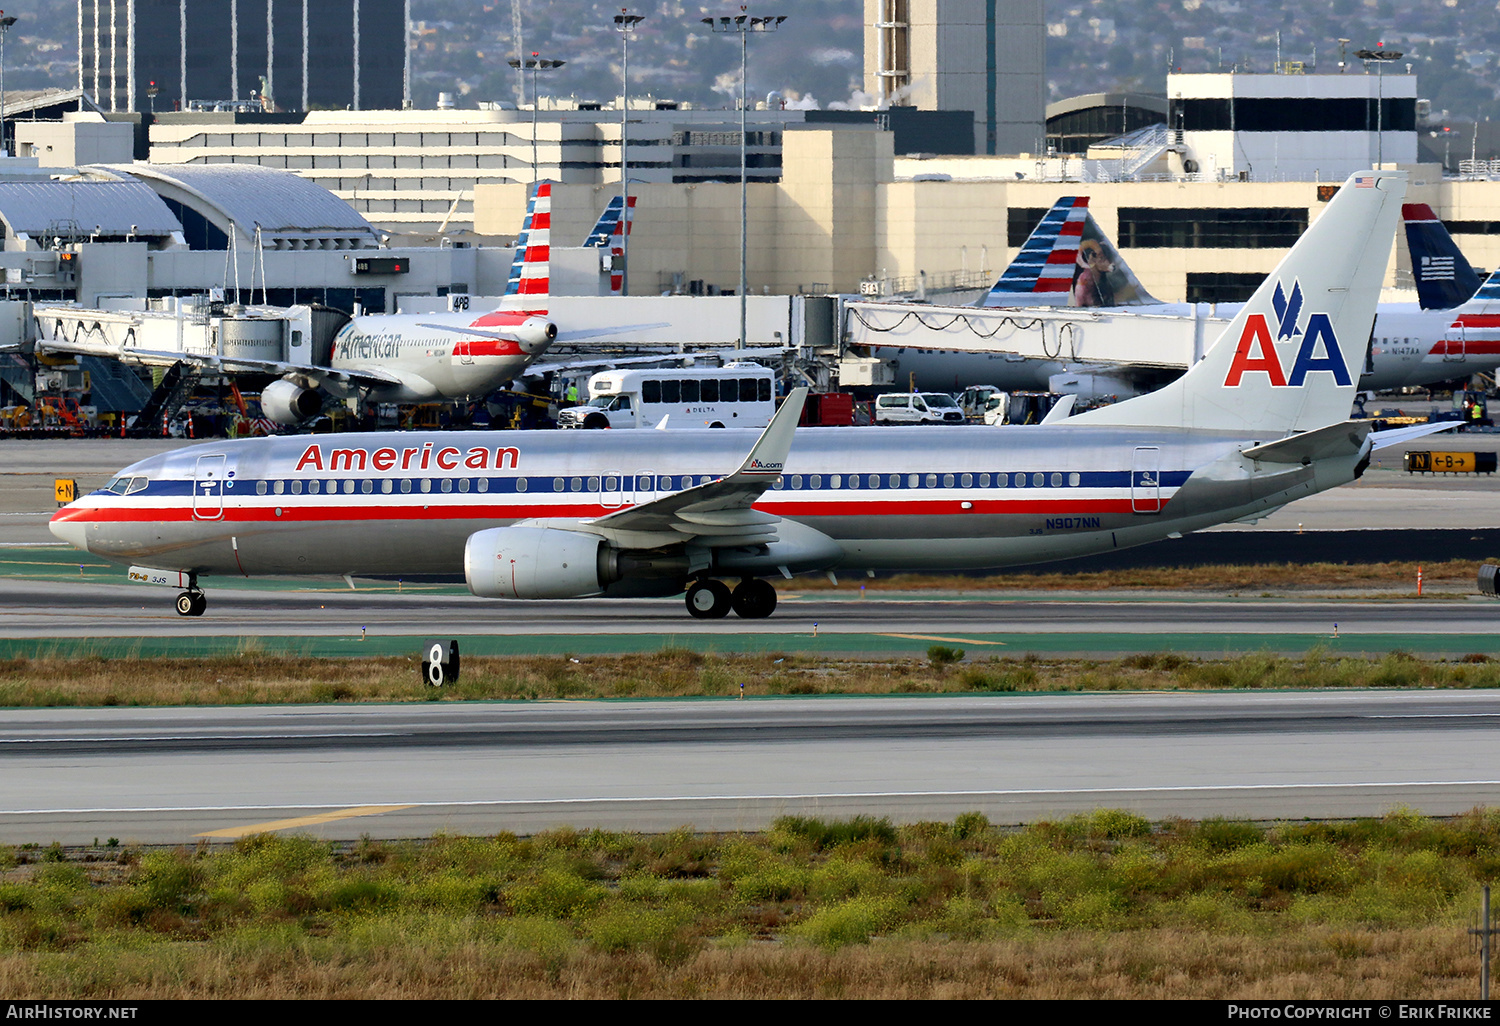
[52,170,1441,620]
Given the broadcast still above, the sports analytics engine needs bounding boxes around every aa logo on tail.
[1224,280,1351,387]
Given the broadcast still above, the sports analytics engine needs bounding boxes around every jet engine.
[465,525,693,600]
[260,379,323,426]
[465,526,614,599]
[510,316,559,354]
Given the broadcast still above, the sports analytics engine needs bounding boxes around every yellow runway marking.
[879,633,1006,646]
[195,804,416,839]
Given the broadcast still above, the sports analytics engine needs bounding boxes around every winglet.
[735,387,807,479]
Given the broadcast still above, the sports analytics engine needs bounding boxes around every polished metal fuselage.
[51,423,1360,583]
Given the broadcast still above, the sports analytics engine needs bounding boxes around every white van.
[557,363,777,429]
[873,392,966,425]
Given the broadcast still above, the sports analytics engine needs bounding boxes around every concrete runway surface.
[1,691,1497,844]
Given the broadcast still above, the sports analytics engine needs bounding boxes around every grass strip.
[1,809,1495,998]
[1,647,1498,707]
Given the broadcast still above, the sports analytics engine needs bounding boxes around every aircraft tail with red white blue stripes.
[502,180,552,307]
[1402,202,1481,311]
[980,196,1159,309]
[582,193,636,295]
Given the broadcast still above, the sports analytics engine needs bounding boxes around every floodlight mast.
[614,10,645,296]
[703,9,787,348]
[0,12,16,158]
[507,53,566,183]
[1355,46,1403,166]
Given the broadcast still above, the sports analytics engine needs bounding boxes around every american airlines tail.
[1070,170,1406,435]
[981,196,1160,308]
[1402,203,1482,311]
[582,193,636,295]
[502,180,553,305]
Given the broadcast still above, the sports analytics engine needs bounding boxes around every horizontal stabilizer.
[1368,419,1460,451]
[1241,421,1372,464]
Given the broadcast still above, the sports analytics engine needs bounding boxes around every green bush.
[791,895,903,948]
[507,869,607,919]
[927,645,964,667]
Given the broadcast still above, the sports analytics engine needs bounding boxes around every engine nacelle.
[465,526,612,599]
[511,316,559,354]
[260,378,323,426]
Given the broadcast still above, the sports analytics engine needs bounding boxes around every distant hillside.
[9,1,1497,129]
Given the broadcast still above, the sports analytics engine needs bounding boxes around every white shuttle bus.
[558,363,777,429]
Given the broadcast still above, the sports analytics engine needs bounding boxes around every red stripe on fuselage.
[54,496,1150,525]
[1429,340,1500,356]
[451,339,526,357]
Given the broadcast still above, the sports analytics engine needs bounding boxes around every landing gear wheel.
[175,591,206,617]
[685,579,732,619]
[731,578,778,619]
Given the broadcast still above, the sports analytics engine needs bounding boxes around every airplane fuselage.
[329,311,548,403]
[51,424,1361,584]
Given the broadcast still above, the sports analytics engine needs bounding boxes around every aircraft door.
[597,474,621,510]
[1131,447,1162,514]
[1444,323,1466,363]
[632,471,656,509]
[192,454,227,521]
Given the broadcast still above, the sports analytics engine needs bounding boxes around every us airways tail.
[503,180,553,305]
[1070,170,1405,435]
[981,196,1160,308]
[1403,203,1482,310]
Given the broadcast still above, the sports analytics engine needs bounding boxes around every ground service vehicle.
[557,363,776,430]
[873,392,966,425]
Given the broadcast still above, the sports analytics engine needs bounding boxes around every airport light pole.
[0,12,16,158]
[614,10,644,296]
[1356,47,1402,167]
[507,53,566,183]
[703,8,786,347]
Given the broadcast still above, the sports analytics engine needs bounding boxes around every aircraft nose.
[49,510,89,551]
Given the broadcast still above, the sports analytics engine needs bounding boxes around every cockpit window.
[104,476,148,495]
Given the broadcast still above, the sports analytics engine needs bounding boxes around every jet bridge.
[839,299,1229,397]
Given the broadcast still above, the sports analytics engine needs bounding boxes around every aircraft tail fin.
[981,196,1160,308]
[582,194,636,295]
[1069,170,1405,435]
[583,195,626,248]
[1402,203,1481,310]
[503,180,553,304]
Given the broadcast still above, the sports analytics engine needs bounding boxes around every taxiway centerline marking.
[879,633,1006,646]
[194,804,417,839]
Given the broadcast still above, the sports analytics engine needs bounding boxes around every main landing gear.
[175,590,207,617]
[685,577,777,620]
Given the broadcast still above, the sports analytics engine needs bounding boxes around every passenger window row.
[246,471,1093,498]
[640,378,771,403]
